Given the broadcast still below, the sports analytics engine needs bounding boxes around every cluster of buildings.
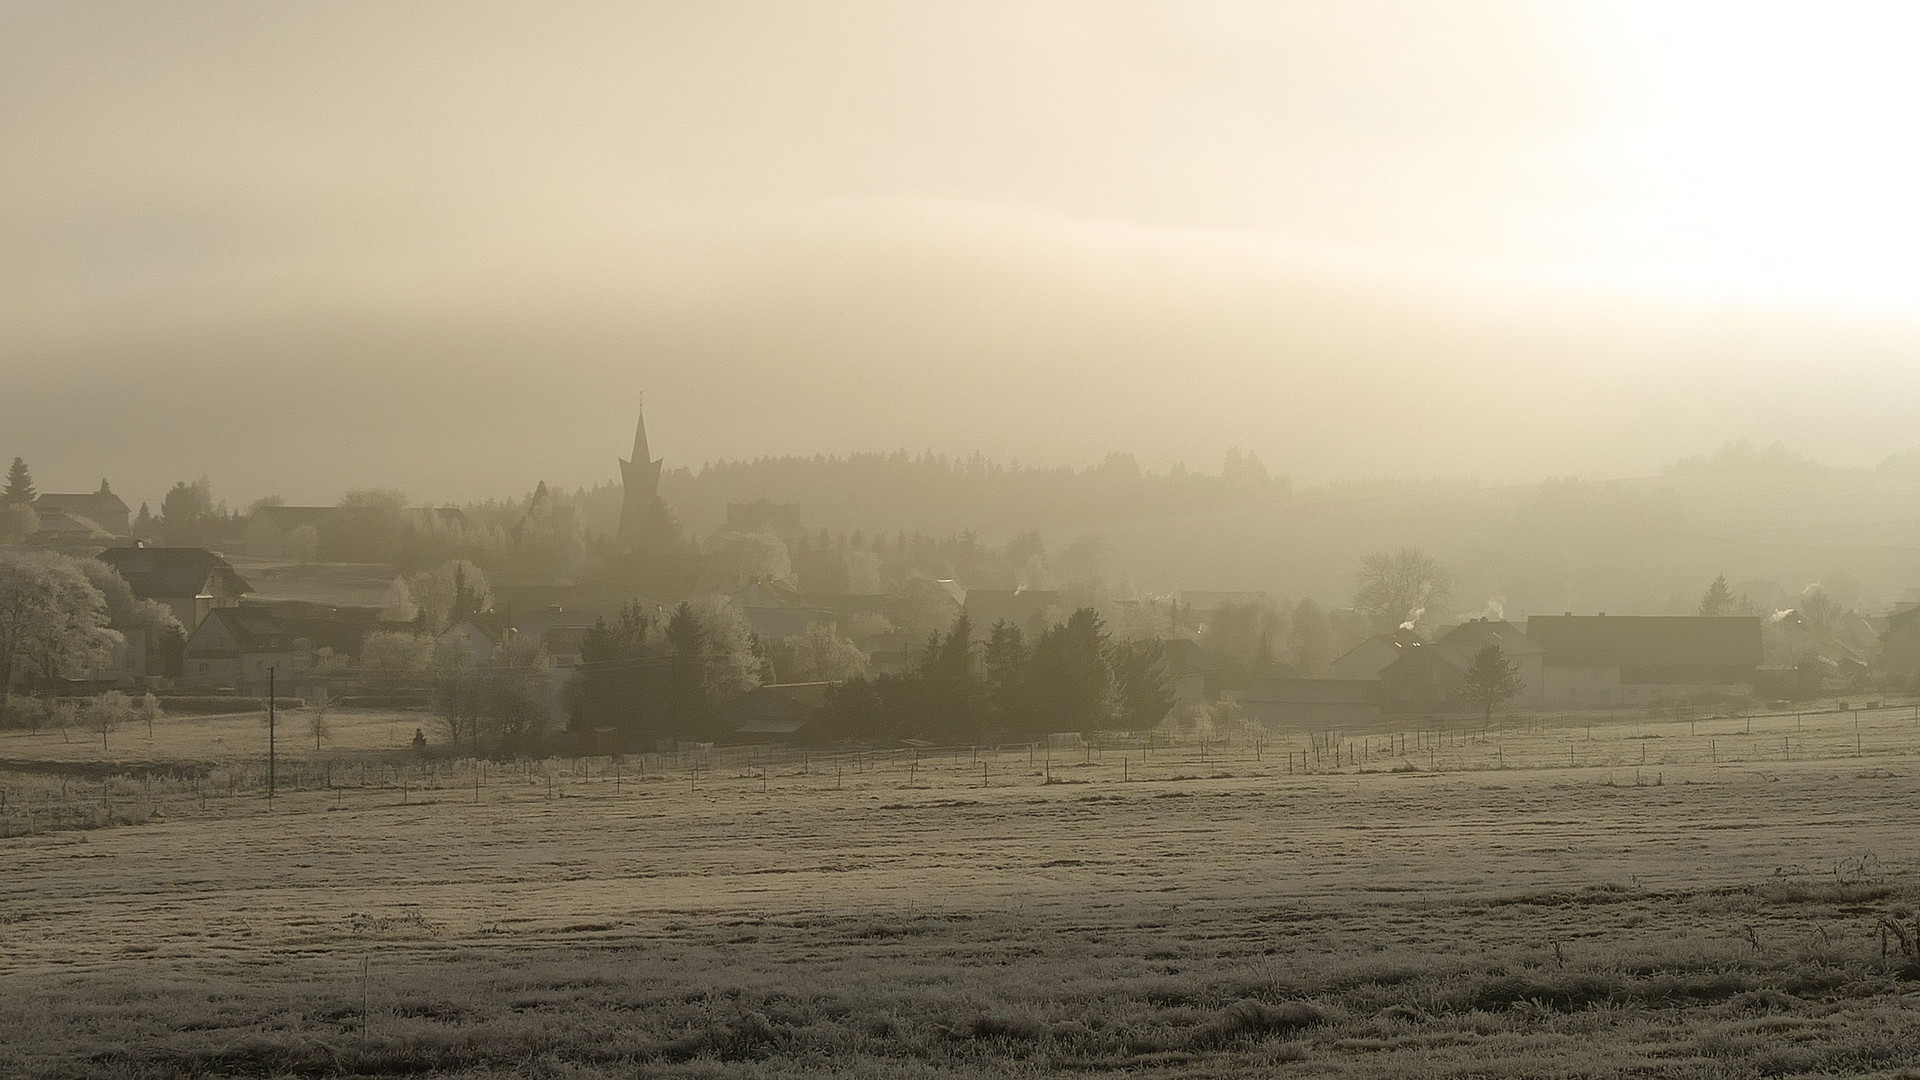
[15,402,1920,732]
[1235,613,1781,727]
[18,482,133,544]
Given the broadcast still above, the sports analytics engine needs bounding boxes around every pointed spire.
[629,395,653,467]
[617,397,665,553]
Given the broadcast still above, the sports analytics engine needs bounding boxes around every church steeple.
[616,398,666,554]
[629,398,653,469]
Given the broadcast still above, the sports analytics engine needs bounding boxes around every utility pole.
[267,666,277,800]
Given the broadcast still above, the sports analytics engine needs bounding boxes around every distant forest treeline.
[110,437,1920,620]
[647,448,1288,538]
[587,440,1920,618]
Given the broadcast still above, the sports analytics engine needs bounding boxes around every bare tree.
[773,621,869,683]
[89,691,130,750]
[1353,547,1452,631]
[408,559,491,634]
[309,685,332,750]
[1797,586,1842,638]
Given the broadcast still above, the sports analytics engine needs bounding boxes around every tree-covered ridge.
[657,448,1288,538]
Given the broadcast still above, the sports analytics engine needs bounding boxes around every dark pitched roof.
[760,682,834,709]
[97,546,252,599]
[34,491,130,518]
[1435,619,1543,667]
[1524,615,1762,669]
[1885,602,1920,636]
[193,608,290,653]
[240,600,381,654]
[33,511,114,538]
[734,579,812,609]
[804,593,892,617]
[1331,628,1422,667]
[1380,639,1468,676]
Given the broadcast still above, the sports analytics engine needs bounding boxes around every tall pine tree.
[1699,574,1733,617]
[3,458,34,505]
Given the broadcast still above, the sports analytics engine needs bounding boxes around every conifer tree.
[3,458,33,505]
[1699,573,1733,617]
[1460,644,1525,721]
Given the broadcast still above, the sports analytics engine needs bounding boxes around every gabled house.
[30,510,118,546]
[1329,629,1422,681]
[96,546,251,634]
[182,608,297,694]
[1432,619,1545,707]
[1524,614,1763,706]
[1377,639,1467,712]
[1154,638,1217,704]
[436,617,514,670]
[733,577,838,640]
[33,481,130,537]
[1880,602,1920,689]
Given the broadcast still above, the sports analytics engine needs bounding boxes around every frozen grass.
[4,705,1920,1076]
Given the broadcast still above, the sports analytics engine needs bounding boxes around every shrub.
[1190,1000,1325,1047]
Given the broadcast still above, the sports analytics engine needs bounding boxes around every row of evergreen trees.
[565,600,762,745]
[820,610,1174,745]
[565,603,1176,748]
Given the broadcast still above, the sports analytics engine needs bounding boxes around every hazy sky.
[6,1,1920,509]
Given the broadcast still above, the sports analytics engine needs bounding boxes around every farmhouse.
[182,608,297,695]
[1376,639,1467,712]
[32,481,130,537]
[1432,619,1545,707]
[29,509,119,547]
[436,617,514,670]
[1880,602,1920,689]
[96,545,251,634]
[1329,628,1422,681]
[1156,638,1218,704]
[1525,614,1763,706]
[733,577,839,640]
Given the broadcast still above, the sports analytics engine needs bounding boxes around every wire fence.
[3,698,1919,838]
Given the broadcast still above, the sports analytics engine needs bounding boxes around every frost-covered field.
[4,706,1920,1077]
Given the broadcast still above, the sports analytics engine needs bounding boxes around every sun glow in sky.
[1542,2,1920,314]
[4,2,1920,502]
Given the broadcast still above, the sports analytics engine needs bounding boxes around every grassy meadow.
[4,702,1920,1077]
